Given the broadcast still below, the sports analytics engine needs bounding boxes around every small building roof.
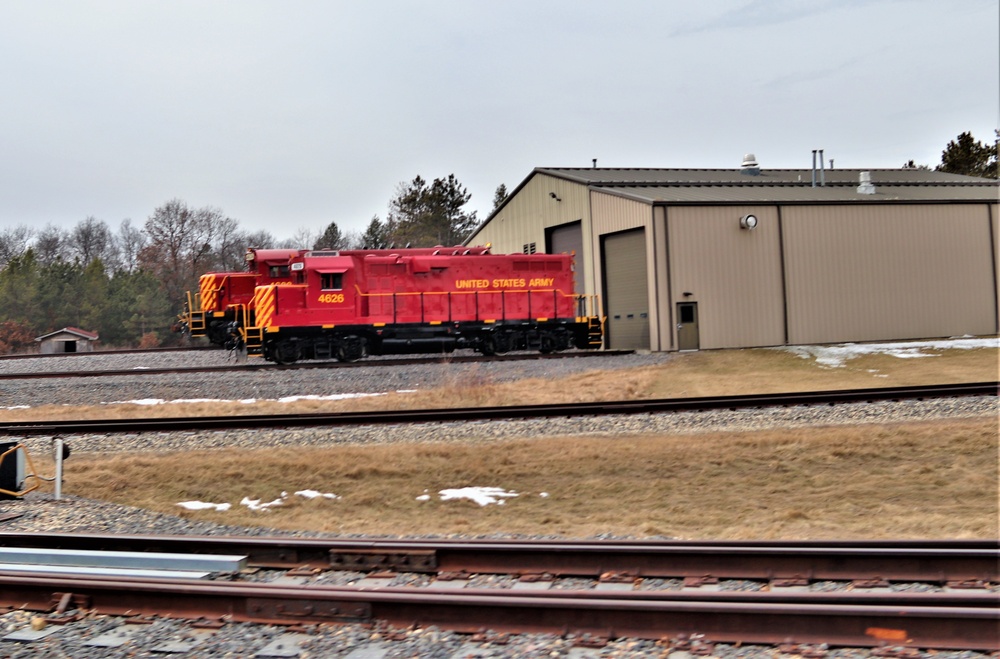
[35,327,100,342]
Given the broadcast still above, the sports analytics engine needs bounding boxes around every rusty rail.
[2,533,996,582]
[0,572,995,650]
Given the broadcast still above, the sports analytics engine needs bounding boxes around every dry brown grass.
[31,417,997,540]
[9,345,999,540]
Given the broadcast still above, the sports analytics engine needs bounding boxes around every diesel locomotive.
[237,247,604,363]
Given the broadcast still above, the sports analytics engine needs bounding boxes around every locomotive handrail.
[354,287,591,325]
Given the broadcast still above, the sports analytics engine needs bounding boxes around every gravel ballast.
[0,349,994,658]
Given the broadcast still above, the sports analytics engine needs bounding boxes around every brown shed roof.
[35,327,100,342]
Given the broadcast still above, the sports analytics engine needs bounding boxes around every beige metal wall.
[782,204,997,344]
[466,173,596,296]
[665,206,787,349]
[991,203,999,331]
[590,192,660,349]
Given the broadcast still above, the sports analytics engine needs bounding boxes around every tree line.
[0,174,505,353]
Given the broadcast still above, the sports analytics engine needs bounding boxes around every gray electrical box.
[0,442,25,499]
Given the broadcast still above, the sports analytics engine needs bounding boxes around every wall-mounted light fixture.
[739,214,758,230]
[549,192,561,202]
[682,291,693,297]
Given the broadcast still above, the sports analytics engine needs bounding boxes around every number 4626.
[318,293,345,304]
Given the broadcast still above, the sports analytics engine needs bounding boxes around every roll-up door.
[601,229,649,350]
[548,221,583,294]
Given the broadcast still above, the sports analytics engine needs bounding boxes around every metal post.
[54,437,63,500]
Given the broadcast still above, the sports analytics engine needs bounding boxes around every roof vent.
[857,171,876,195]
[741,153,760,176]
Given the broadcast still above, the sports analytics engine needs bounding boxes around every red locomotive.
[239,248,604,363]
[179,248,300,347]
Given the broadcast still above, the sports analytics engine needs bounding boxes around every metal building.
[466,165,999,351]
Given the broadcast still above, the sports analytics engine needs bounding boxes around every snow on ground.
[112,392,388,407]
[179,486,541,512]
[774,337,998,368]
[179,489,341,512]
[437,486,520,506]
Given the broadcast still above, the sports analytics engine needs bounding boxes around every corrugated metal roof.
[534,167,999,203]
[466,166,999,244]
[596,184,998,204]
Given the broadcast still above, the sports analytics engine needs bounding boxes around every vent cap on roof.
[741,153,760,176]
[857,171,876,195]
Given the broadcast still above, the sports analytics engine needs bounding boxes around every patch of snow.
[294,489,339,500]
[774,337,997,368]
[177,500,231,511]
[97,391,413,408]
[241,495,285,511]
[439,486,519,507]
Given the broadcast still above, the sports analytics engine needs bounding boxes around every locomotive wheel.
[479,335,496,356]
[336,336,366,362]
[493,331,512,354]
[539,333,556,354]
[272,342,300,365]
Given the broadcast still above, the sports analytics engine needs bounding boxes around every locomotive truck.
[238,248,604,363]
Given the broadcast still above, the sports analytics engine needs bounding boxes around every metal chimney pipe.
[819,149,825,186]
[811,150,817,187]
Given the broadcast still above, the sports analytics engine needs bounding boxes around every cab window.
[321,273,343,290]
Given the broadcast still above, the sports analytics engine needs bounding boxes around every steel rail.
[1,533,996,582]
[0,382,995,437]
[0,572,994,650]
[0,349,635,380]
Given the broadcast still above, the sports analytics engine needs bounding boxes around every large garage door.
[602,229,649,350]
[548,221,583,294]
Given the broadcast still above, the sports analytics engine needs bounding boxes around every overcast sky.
[1,1,996,242]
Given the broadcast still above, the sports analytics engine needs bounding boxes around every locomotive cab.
[178,248,301,347]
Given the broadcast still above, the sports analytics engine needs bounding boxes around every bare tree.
[69,216,113,266]
[33,224,67,267]
[114,218,147,274]
[141,200,226,309]
[211,215,245,272]
[281,227,318,250]
[0,225,34,270]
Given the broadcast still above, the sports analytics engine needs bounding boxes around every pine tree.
[936,131,998,178]
[360,216,390,249]
[491,183,508,212]
[314,221,346,250]
[386,174,478,247]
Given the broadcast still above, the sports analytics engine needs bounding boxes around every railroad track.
[0,535,995,651]
[1,382,995,437]
[0,348,634,380]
